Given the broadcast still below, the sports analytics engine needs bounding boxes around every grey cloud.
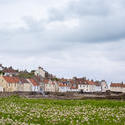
[47,0,125,42]
[49,0,111,21]
[0,0,18,4]
[102,40,125,62]
[1,0,125,82]
[1,0,125,45]
[68,0,111,17]
[0,20,73,56]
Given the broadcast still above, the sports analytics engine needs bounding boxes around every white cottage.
[110,83,125,93]
[78,83,88,92]
[18,78,32,92]
[0,86,3,92]
[44,79,58,92]
[78,80,101,92]
[28,79,40,92]
[70,80,79,92]
[100,80,108,92]
[2,67,19,76]
[35,67,47,78]
[58,82,70,92]
[86,80,101,92]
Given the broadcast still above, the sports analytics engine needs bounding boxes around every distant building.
[78,80,88,92]
[0,76,20,92]
[58,82,70,92]
[100,80,108,92]
[110,83,125,93]
[2,67,19,76]
[44,79,53,92]
[34,67,56,79]
[0,75,34,92]
[86,80,101,92]
[34,76,45,92]
[28,79,40,92]
[75,78,88,92]
[34,67,48,78]
[77,78,102,92]
[0,64,111,93]
[18,78,32,92]
[43,79,58,92]
[70,80,79,92]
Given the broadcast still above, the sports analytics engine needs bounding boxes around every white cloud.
[0,0,125,83]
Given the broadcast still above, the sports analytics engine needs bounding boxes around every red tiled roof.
[59,83,69,87]
[3,76,20,83]
[19,78,29,83]
[86,80,95,85]
[110,83,125,88]
[86,80,101,86]
[74,79,86,84]
[70,86,77,89]
[29,79,39,86]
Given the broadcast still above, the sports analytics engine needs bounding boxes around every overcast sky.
[0,0,125,83]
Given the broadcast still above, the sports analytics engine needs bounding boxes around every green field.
[0,96,125,125]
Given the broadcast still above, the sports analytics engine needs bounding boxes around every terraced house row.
[0,76,40,92]
[110,82,125,93]
[0,64,125,93]
[0,75,108,93]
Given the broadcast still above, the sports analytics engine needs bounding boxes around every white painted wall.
[0,86,3,92]
[32,85,40,92]
[44,83,56,92]
[78,84,101,92]
[78,84,89,92]
[35,67,46,78]
[59,86,70,92]
[101,81,108,92]
[110,87,125,93]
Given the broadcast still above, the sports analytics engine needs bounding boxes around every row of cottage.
[0,76,39,92]
[0,75,125,93]
[0,65,125,93]
[35,67,125,93]
[0,75,109,93]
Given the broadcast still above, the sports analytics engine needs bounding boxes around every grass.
[0,96,125,125]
